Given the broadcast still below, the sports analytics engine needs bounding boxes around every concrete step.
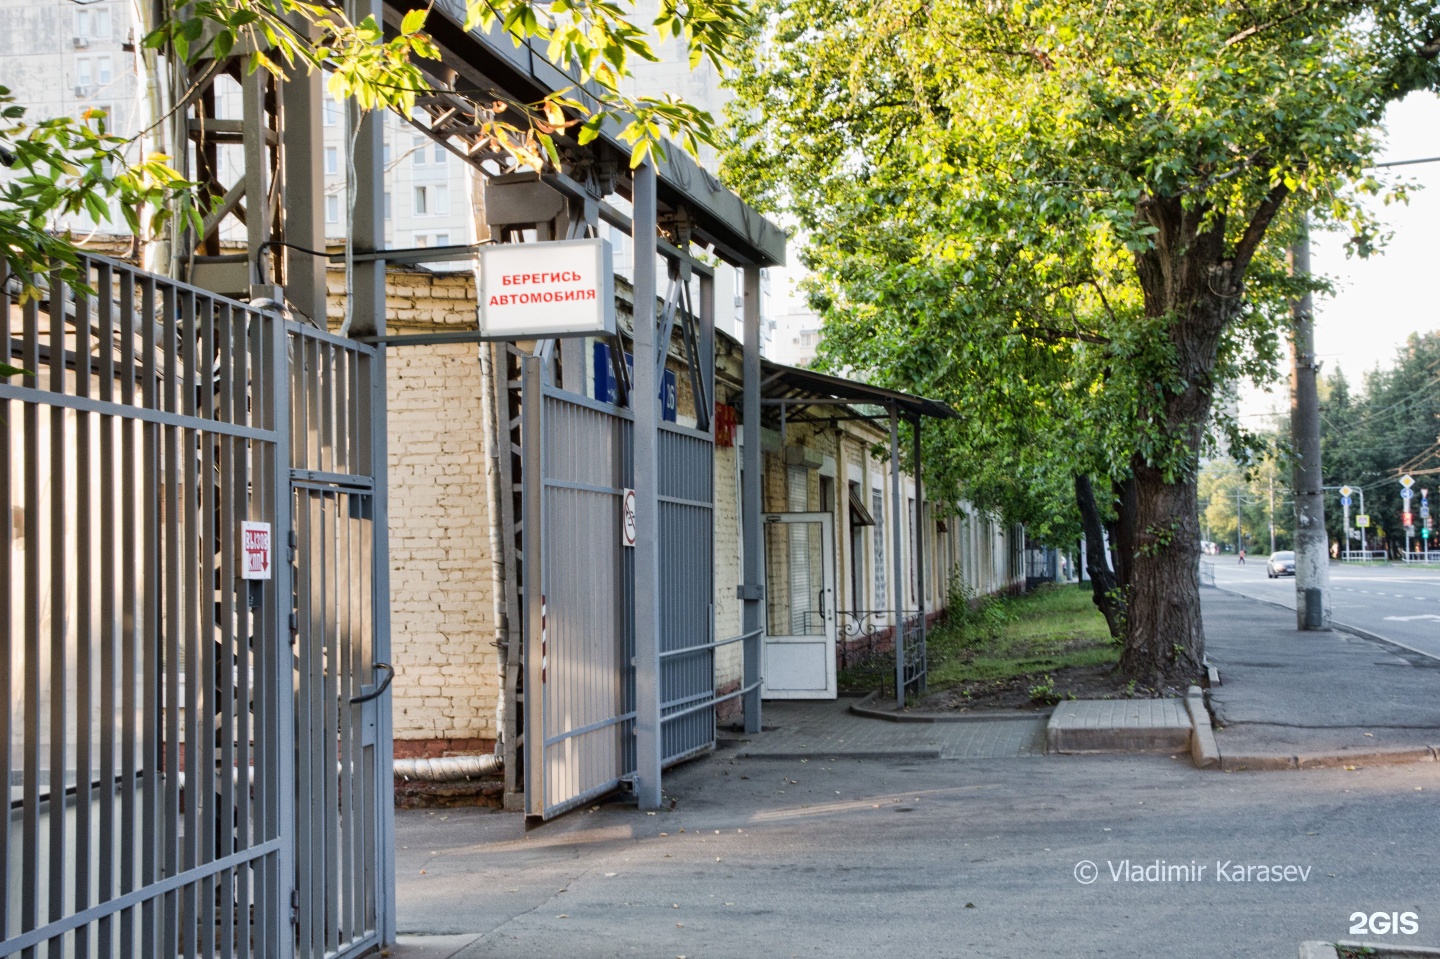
[1046,698,1191,754]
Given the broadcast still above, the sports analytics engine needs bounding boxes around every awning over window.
[847,483,876,527]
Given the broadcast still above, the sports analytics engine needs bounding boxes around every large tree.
[725,0,1440,682]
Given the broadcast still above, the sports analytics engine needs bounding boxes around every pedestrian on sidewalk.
[1238,548,1246,565]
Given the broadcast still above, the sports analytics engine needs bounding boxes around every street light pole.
[1290,217,1331,629]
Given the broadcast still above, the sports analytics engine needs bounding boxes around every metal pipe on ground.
[392,754,504,782]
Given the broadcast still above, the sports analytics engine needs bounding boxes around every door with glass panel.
[761,512,837,699]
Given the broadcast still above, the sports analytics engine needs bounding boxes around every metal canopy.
[381,0,787,268]
[755,356,957,421]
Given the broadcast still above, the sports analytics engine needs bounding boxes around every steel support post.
[280,49,327,325]
[911,416,926,696]
[631,162,663,809]
[340,0,396,931]
[520,356,544,815]
[1289,218,1330,629]
[263,307,297,959]
[889,405,905,707]
[241,70,273,287]
[699,272,715,432]
[740,265,764,734]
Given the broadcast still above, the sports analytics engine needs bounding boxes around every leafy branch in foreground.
[0,87,196,302]
[146,0,747,171]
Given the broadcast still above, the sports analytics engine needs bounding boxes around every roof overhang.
[758,358,957,421]
[385,0,787,268]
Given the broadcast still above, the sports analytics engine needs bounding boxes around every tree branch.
[1231,181,1290,281]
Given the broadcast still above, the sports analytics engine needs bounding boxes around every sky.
[1241,91,1440,420]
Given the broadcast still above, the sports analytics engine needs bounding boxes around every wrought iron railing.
[836,610,927,697]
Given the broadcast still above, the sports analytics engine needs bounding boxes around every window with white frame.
[323,99,339,126]
[433,142,446,164]
[383,191,391,220]
[412,135,427,165]
[76,7,111,38]
[325,195,339,224]
[413,185,427,216]
[324,147,338,176]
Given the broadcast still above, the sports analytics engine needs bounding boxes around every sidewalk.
[734,697,1047,760]
[1203,587,1440,768]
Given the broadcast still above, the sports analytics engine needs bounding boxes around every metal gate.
[518,365,717,819]
[1,255,390,958]
[521,359,636,820]
[287,323,389,959]
[657,424,715,763]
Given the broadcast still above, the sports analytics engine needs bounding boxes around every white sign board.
[241,521,272,580]
[1401,474,1415,489]
[1339,485,1353,497]
[622,488,637,548]
[477,237,615,339]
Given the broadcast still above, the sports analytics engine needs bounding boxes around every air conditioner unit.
[72,36,89,48]
[783,445,823,469]
[74,85,93,98]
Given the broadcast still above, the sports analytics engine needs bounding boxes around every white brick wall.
[328,269,501,745]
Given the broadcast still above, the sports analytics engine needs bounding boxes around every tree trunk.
[1075,475,1127,641]
[1119,192,1259,685]
[1108,476,1137,589]
[1121,453,1206,684]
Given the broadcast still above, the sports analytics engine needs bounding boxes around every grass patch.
[925,584,1116,690]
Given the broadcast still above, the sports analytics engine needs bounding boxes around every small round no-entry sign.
[622,488,637,547]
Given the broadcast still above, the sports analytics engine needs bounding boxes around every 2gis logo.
[1349,911,1419,936]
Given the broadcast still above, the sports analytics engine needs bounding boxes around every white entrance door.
[762,512,837,699]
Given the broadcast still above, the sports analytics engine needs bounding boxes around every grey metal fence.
[2,257,290,959]
[2,256,390,959]
[657,423,715,766]
[522,363,638,820]
[287,322,387,959]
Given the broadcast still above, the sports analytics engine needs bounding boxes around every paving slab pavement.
[395,748,1440,959]
[734,697,1047,760]
[1203,588,1440,766]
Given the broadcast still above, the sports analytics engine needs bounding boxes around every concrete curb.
[1186,686,1219,769]
[1331,943,1440,958]
[847,688,1052,724]
[734,749,944,761]
[1220,746,1439,772]
[1299,943,1338,959]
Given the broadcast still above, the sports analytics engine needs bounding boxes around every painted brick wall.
[327,268,500,748]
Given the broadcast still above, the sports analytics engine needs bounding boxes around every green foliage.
[0,88,196,302]
[1318,333,1440,547]
[723,0,1439,548]
[2,0,749,302]
[924,585,1116,689]
[1198,453,1291,553]
[145,0,747,170]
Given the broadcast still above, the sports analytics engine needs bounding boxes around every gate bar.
[741,265,764,733]
[890,404,905,709]
[632,160,663,810]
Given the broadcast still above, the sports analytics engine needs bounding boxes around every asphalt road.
[396,751,1440,959]
[1209,559,1440,661]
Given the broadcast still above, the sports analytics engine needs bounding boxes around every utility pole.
[1268,474,1276,554]
[1236,483,1244,557]
[1290,217,1331,629]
